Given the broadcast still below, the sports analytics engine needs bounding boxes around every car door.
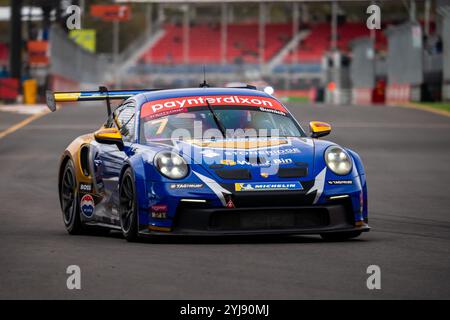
[92,102,136,221]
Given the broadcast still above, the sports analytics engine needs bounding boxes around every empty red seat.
[285,22,377,63]
[140,23,292,64]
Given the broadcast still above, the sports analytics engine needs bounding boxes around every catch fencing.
[385,22,423,103]
[49,26,108,91]
[350,37,375,104]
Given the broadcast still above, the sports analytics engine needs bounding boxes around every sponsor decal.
[235,181,303,192]
[236,157,293,166]
[151,204,167,219]
[151,205,167,211]
[224,147,300,157]
[259,106,286,116]
[260,172,269,178]
[80,194,95,217]
[190,138,289,150]
[79,183,92,192]
[141,95,287,119]
[220,159,236,166]
[226,198,235,208]
[201,150,221,158]
[327,180,353,185]
[169,183,204,189]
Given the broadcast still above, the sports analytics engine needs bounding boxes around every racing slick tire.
[320,231,362,241]
[119,167,139,242]
[60,159,83,235]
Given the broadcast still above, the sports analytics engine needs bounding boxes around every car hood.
[175,137,316,182]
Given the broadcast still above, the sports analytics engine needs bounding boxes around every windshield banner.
[141,95,287,119]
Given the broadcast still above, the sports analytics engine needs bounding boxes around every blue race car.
[47,86,369,241]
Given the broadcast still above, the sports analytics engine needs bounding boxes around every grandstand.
[284,22,388,63]
[139,21,382,65]
[111,1,402,91]
[140,22,293,64]
[116,2,391,99]
[3,0,449,105]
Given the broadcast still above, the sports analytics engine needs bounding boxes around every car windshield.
[139,106,305,144]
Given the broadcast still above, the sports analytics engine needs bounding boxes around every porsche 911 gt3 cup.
[47,86,369,241]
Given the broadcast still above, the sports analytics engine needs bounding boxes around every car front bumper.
[139,200,370,236]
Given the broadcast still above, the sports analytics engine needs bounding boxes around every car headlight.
[154,151,189,179]
[324,146,352,175]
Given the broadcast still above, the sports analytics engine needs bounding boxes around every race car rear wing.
[45,87,156,114]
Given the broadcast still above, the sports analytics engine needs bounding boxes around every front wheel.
[320,231,362,241]
[119,168,139,242]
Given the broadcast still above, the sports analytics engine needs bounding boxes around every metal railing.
[49,26,108,85]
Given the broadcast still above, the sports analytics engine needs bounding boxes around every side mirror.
[309,121,331,138]
[94,127,124,151]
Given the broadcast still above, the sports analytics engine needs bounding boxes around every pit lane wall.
[49,26,108,91]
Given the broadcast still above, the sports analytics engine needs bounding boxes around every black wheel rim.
[61,166,76,224]
[119,176,134,233]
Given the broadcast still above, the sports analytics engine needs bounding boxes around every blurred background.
[0,0,449,109]
[1,1,450,300]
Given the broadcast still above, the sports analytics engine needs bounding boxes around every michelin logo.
[235,181,303,192]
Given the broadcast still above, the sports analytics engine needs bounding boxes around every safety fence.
[385,22,423,103]
[49,26,108,91]
[350,37,375,105]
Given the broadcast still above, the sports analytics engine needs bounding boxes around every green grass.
[284,96,310,103]
[418,102,450,113]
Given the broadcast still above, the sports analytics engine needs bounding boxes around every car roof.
[132,87,274,106]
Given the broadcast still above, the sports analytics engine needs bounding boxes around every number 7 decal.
[150,118,168,134]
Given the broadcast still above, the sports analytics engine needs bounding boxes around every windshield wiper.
[205,100,226,138]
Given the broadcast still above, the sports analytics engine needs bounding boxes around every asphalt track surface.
[0,102,449,299]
